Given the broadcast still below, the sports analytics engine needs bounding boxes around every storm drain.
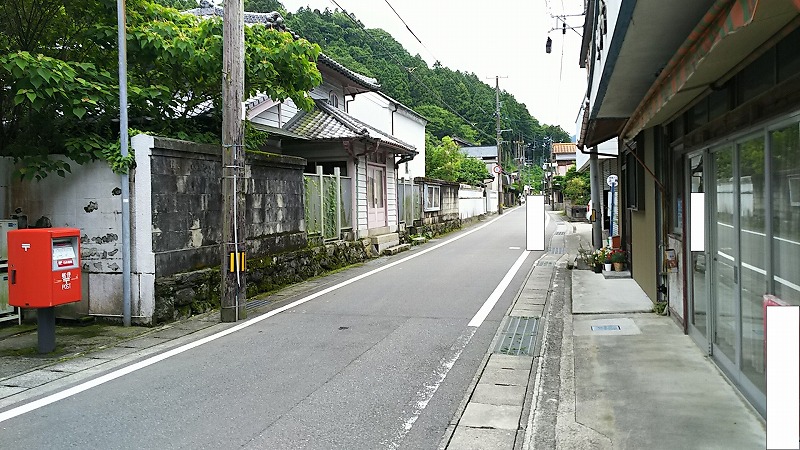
[554,231,565,236]
[591,325,621,331]
[549,247,565,254]
[246,298,273,310]
[537,261,554,267]
[494,316,538,356]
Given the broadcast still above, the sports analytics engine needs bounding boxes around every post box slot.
[52,238,78,271]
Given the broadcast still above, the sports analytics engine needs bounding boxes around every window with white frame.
[424,184,440,211]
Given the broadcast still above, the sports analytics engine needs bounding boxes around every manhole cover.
[494,317,538,356]
[591,325,621,331]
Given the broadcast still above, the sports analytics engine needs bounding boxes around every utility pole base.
[221,304,246,323]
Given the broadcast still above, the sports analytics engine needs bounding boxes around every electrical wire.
[377,0,494,119]
[328,0,498,143]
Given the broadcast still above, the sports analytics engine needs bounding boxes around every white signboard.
[526,195,545,251]
[690,192,705,252]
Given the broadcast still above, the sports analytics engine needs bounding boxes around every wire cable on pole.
[328,0,497,143]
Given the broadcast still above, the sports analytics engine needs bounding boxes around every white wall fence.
[459,185,487,219]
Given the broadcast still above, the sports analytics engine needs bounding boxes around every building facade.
[579,0,800,416]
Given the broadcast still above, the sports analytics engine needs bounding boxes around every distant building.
[550,142,577,175]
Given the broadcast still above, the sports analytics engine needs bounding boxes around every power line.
[327,0,497,143]
[378,0,492,118]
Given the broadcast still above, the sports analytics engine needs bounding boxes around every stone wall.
[410,178,461,236]
[137,137,314,322]
[147,139,307,278]
[153,239,369,323]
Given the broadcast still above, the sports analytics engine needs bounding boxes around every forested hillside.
[280,7,570,155]
[157,1,569,187]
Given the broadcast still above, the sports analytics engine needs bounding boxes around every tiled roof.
[283,99,415,154]
[460,146,498,159]
[183,6,380,91]
[318,54,380,91]
[552,142,578,154]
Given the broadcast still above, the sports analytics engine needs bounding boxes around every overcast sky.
[280,0,588,138]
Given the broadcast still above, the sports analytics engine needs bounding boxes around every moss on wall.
[152,240,369,323]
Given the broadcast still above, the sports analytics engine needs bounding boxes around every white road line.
[384,328,476,450]
[0,210,516,424]
[468,250,532,327]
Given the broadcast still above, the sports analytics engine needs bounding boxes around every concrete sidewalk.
[528,221,766,449]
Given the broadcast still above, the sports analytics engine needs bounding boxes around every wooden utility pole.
[221,0,246,322]
[494,76,503,215]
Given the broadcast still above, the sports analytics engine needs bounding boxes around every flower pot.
[594,264,603,273]
[613,262,625,271]
[604,263,612,272]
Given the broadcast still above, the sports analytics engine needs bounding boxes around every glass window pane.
[712,146,737,363]
[738,136,766,392]
[770,122,800,306]
[690,154,707,336]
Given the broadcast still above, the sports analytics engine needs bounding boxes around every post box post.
[7,228,82,354]
[38,307,56,353]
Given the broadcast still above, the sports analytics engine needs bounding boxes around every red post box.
[8,227,82,308]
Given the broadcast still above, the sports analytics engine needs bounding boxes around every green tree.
[0,0,322,179]
[154,0,198,10]
[562,166,591,204]
[426,136,461,181]
[426,136,490,185]
[458,154,491,186]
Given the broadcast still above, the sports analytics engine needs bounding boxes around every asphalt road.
[0,207,548,449]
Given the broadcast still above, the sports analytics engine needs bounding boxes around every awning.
[623,0,761,139]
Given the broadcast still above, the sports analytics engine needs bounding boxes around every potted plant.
[590,247,609,273]
[603,249,613,272]
[610,249,627,271]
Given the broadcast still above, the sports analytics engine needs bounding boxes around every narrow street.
[0,207,554,449]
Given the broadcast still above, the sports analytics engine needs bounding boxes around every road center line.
[0,210,515,424]
[468,250,532,327]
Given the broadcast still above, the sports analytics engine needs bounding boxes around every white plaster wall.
[459,186,486,219]
[394,112,426,180]
[348,92,391,130]
[349,92,427,180]
[0,155,140,319]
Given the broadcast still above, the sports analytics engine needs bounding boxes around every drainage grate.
[549,247,565,254]
[591,325,621,331]
[246,298,272,310]
[494,316,538,356]
[554,231,565,235]
[537,261,554,267]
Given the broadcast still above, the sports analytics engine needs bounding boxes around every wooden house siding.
[251,99,298,129]
[386,162,397,227]
[355,152,368,233]
[311,81,345,110]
